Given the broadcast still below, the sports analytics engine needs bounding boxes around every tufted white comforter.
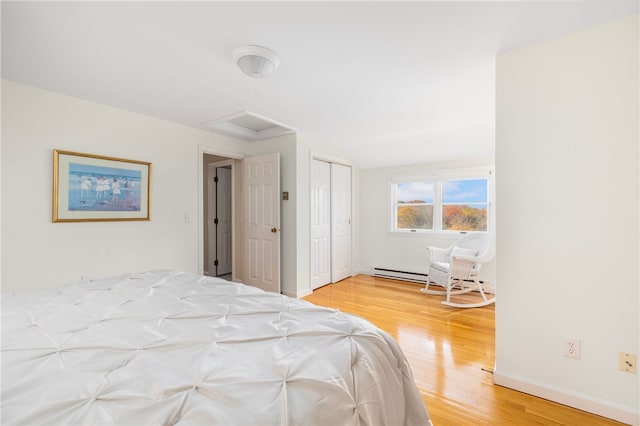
[1,270,430,425]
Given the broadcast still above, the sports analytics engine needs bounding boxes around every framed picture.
[53,150,151,222]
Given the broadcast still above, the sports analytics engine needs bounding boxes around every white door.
[216,166,232,276]
[310,159,331,289]
[331,163,352,283]
[243,153,280,293]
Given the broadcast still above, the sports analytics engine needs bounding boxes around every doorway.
[199,148,282,293]
[203,154,235,281]
[207,160,233,279]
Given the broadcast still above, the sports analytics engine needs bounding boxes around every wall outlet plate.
[563,337,581,360]
[618,353,637,373]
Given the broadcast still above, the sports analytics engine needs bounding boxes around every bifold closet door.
[330,163,352,283]
[310,160,331,289]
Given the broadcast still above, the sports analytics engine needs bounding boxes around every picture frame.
[53,150,151,222]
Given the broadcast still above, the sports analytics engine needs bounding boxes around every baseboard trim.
[282,288,312,299]
[494,371,639,425]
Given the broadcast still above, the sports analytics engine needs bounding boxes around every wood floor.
[303,275,623,426]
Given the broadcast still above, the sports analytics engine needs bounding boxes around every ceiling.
[2,1,637,169]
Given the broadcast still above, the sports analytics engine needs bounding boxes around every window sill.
[387,230,484,238]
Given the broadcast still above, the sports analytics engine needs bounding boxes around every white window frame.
[389,167,494,235]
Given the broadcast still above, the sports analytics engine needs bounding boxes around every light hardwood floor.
[303,275,623,426]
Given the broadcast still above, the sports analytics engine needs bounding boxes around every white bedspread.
[2,270,430,425]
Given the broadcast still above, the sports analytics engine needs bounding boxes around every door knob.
[271,227,278,233]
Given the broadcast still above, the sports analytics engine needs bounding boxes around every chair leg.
[442,298,496,308]
[420,280,447,295]
[422,279,474,296]
[445,278,461,304]
[477,281,488,302]
[441,279,495,308]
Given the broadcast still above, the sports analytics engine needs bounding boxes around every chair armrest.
[449,256,477,279]
[450,253,478,262]
[454,250,494,265]
[450,251,493,277]
[426,246,451,263]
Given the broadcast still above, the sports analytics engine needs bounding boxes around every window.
[442,179,488,232]
[396,182,434,230]
[391,169,492,234]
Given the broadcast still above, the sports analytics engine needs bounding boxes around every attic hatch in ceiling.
[204,111,297,142]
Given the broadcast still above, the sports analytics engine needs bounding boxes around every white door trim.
[207,160,234,277]
[215,165,233,276]
[311,151,354,167]
[197,145,243,279]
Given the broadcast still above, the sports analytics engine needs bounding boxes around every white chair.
[420,233,495,308]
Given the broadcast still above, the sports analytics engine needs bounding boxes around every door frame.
[198,146,243,280]
[207,159,234,277]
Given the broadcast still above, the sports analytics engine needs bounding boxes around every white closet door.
[311,160,331,289]
[331,163,352,283]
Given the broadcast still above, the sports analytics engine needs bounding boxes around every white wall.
[294,137,312,297]
[0,81,358,299]
[495,15,639,424]
[1,80,251,292]
[359,159,495,285]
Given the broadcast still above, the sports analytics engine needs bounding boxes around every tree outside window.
[396,182,434,230]
[442,179,488,231]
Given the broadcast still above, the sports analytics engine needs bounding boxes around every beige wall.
[1,80,251,292]
[495,15,639,423]
[0,80,360,301]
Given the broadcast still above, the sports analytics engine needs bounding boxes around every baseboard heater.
[373,267,485,286]
[373,268,428,284]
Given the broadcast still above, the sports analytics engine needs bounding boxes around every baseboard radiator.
[373,267,489,290]
[373,268,428,284]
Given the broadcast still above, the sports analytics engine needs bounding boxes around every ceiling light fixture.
[232,45,280,78]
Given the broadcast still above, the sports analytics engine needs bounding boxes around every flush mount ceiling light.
[232,45,280,78]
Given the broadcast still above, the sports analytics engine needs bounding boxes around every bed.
[1,270,431,425]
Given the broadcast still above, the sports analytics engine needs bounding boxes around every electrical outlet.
[618,353,637,373]
[563,337,581,360]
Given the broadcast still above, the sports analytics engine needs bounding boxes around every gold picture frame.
[53,150,151,222]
